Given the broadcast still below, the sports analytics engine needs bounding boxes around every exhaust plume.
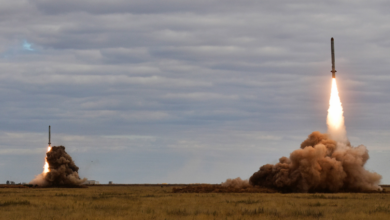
[327,78,347,142]
[248,79,382,192]
[30,146,86,187]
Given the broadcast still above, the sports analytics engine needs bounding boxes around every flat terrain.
[0,185,390,219]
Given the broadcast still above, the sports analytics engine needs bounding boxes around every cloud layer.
[1,0,390,183]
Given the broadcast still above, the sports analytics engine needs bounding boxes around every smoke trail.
[248,79,382,192]
[30,146,86,187]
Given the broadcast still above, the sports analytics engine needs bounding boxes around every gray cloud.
[0,0,389,183]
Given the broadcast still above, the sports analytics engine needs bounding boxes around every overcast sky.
[1,0,390,184]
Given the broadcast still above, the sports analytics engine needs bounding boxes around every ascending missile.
[48,125,51,146]
[331,37,336,78]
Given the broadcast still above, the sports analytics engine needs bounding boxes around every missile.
[331,37,336,78]
[48,125,51,146]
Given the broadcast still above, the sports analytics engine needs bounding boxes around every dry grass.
[172,184,278,193]
[0,185,389,219]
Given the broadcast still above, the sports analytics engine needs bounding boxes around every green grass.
[0,186,389,219]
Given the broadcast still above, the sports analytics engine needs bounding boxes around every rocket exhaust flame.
[43,146,51,174]
[327,78,347,142]
[43,126,52,174]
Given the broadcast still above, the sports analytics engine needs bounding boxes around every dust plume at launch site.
[220,77,382,193]
[30,145,86,187]
[29,127,86,187]
[243,39,382,193]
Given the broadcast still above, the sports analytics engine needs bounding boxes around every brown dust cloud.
[226,79,382,193]
[30,146,86,187]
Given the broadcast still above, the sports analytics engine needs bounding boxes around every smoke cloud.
[249,131,382,192]
[30,146,86,187]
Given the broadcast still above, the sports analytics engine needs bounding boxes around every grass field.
[0,185,389,219]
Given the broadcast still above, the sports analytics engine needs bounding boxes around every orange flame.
[43,146,51,174]
[327,78,347,142]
